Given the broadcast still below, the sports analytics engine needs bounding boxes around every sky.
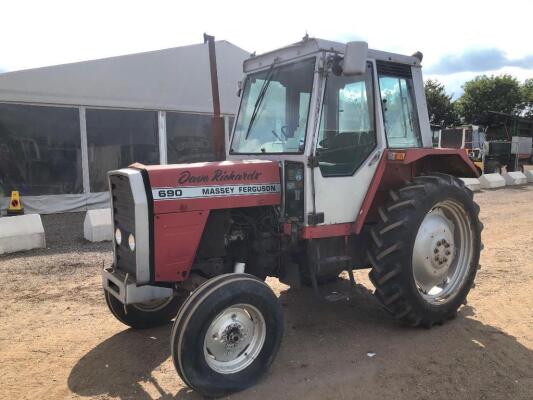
[1,0,532,98]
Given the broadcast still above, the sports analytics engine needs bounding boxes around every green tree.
[517,78,533,119]
[424,79,459,127]
[456,75,522,123]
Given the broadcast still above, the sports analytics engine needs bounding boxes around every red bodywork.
[142,160,281,282]
[136,148,477,282]
[300,148,479,239]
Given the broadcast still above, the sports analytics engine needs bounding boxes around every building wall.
[0,101,234,213]
[0,40,247,213]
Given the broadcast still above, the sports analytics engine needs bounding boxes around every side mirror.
[236,80,243,97]
[342,41,368,75]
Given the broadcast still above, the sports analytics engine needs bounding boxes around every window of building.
[0,103,82,196]
[86,109,158,192]
[166,112,215,164]
[316,63,376,176]
[378,66,421,148]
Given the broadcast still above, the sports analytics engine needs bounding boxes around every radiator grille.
[110,174,136,277]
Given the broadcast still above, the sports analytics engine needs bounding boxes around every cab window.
[377,61,421,148]
[316,63,376,177]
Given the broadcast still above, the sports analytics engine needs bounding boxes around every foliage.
[424,79,460,127]
[517,78,533,119]
[455,75,522,123]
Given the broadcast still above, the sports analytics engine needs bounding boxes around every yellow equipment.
[7,191,24,216]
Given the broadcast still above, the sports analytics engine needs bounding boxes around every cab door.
[310,62,385,225]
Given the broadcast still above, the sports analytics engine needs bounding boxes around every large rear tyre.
[368,174,483,328]
[171,273,283,398]
[105,291,186,329]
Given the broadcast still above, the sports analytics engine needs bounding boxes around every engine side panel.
[137,160,281,283]
[153,210,209,282]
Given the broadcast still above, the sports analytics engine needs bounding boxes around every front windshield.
[230,58,315,154]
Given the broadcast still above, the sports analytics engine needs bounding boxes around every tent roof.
[0,41,249,115]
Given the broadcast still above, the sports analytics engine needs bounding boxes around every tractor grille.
[109,174,137,277]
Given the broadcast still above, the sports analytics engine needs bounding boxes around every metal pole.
[79,107,90,195]
[158,111,167,165]
[204,33,225,161]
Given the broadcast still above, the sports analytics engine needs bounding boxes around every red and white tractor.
[102,38,482,397]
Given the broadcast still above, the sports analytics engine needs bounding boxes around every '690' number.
[158,189,183,198]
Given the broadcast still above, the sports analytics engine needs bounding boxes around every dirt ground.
[1,186,532,400]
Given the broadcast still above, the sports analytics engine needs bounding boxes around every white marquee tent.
[0,40,249,214]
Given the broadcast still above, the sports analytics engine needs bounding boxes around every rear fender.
[354,148,478,233]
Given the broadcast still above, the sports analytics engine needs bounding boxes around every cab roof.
[243,37,421,73]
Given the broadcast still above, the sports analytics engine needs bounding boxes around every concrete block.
[525,170,533,183]
[460,178,481,192]
[479,173,506,189]
[0,214,46,254]
[84,208,112,242]
[502,171,528,186]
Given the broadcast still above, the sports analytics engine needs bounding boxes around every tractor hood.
[134,160,282,214]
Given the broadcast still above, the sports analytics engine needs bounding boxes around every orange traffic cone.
[7,191,24,216]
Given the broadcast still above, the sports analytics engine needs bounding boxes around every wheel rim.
[203,304,266,374]
[132,296,174,312]
[412,200,474,304]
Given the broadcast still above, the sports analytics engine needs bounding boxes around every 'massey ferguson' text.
[153,183,281,200]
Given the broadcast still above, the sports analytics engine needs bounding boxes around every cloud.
[427,48,533,74]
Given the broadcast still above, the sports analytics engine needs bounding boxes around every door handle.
[368,151,381,166]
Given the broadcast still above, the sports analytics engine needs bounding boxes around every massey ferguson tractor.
[102,38,482,397]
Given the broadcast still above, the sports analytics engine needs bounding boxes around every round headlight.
[128,234,136,251]
[114,228,122,245]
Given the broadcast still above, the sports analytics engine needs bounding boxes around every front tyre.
[368,174,483,328]
[171,273,283,398]
[105,291,186,329]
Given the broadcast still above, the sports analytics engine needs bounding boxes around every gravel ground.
[0,187,532,400]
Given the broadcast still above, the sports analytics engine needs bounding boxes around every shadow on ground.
[68,279,533,400]
[68,325,173,400]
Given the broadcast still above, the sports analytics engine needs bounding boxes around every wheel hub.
[412,209,456,293]
[204,305,266,374]
[431,238,454,271]
[411,200,475,304]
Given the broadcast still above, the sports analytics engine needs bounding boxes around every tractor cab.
[228,38,474,229]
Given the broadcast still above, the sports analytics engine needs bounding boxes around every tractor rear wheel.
[171,273,283,398]
[105,291,186,329]
[368,174,483,328]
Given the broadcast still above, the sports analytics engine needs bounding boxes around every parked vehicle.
[102,38,482,397]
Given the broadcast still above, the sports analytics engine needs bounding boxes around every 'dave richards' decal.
[153,183,281,200]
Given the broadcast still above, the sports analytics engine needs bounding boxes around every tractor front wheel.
[105,291,186,329]
[368,174,483,328]
[171,273,283,398]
